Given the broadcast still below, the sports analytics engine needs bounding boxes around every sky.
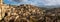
[3,0,60,6]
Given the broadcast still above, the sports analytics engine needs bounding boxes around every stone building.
[0,0,12,20]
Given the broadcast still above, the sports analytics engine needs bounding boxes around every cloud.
[3,0,60,6]
[44,0,60,6]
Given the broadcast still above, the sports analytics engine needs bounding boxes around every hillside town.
[0,0,60,22]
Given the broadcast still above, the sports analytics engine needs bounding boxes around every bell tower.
[0,0,9,20]
[0,0,3,20]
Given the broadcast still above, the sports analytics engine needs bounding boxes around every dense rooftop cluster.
[2,4,45,22]
[0,4,60,22]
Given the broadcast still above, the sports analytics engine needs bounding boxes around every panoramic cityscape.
[0,0,60,22]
